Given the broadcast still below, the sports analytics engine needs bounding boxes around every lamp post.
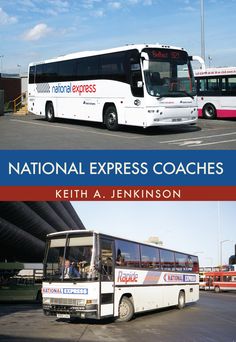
[208,56,212,68]
[17,64,21,76]
[200,0,205,62]
[220,240,230,269]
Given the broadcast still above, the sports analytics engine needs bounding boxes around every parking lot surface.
[1,113,236,149]
[0,292,235,341]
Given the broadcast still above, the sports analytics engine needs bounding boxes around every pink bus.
[195,67,236,119]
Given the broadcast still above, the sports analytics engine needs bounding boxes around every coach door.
[99,237,114,318]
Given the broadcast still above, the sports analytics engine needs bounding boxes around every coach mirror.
[141,52,149,71]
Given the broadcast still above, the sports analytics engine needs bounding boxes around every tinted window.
[35,63,58,83]
[140,245,159,269]
[175,252,188,271]
[227,77,236,92]
[100,52,126,82]
[208,78,220,91]
[31,49,138,84]
[198,78,207,92]
[77,56,99,80]
[44,62,58,82]
[58,60,76,81]
[35,64,44,83]
[160,249,175,271]
[115,239,140,268]
[29,66,36,84]
[191,256,199,272]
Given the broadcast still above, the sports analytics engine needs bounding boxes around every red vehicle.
[203,271,236,293]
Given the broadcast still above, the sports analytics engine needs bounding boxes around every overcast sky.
[1,0,236,74]
[72,201,236,268]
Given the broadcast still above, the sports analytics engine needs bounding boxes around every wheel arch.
[45,100,53,113]
[114,292,134,317]
[115,293,135,322]
[177,289,186,309]
[45,100,56,122]
[120,292,133,302]
[102,102,116,123]
[214,285,221,293]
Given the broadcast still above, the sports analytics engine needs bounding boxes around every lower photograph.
[0,201,235,342]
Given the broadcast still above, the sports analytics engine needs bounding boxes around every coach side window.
[58,60,76,82]
[115,239,140,268]
[175,252,187,271]
[77,56,99,80]
[198,78,207,92]
[35,64,43,83]
[140,245,160,269]
[160,249,175,271]
[29,66,36,84]
[227,77,236,93]
[100,52,126,83]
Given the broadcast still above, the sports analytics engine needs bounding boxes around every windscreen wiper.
[156,93,168,99]
[175,91,195,99]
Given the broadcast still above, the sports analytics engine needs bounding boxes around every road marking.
[160,131,236,144]
[10,119,141,140]
[175,140,203,146]
[187,138,236,147]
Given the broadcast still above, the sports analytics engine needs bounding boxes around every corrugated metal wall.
[0,202,85,262]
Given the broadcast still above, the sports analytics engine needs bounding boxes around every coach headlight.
[85,299,98,310]
[76,299,86,306]
[86,299,97,305]
[43,298,51,304]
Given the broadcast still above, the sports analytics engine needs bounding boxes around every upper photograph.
[1,0,236,150]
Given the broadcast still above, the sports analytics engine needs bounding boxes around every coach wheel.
[116,296,134,322]
[46,102,55,122]
[214,286,220,293]
[104,106,119,131]
[202,103,217,119]
[177,291,185,310]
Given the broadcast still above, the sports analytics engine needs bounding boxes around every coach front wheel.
[116,296,134,322]
[104,106,119,131]
[46,102,55,122]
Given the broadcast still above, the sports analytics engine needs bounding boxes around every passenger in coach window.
[116,249,125,266]
[61,259,81,279]
[70,260,81,278]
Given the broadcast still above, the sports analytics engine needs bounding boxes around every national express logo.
[163,274,197,282]
[51,83,96,94]
[36,82,96,94]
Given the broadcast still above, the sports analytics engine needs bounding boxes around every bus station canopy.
[0,202,85,262]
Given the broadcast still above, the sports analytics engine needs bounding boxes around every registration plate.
[57,314,70,319]
[172,118,182,122]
